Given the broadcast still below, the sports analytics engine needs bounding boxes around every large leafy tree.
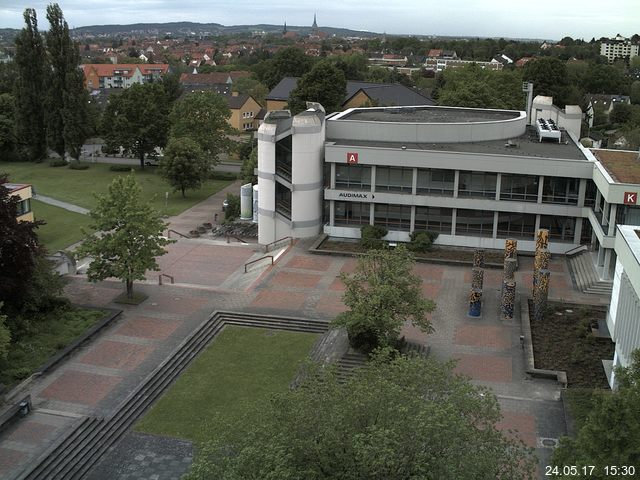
[45,3,89,161]
[288,60,347,114]
[552,350,640,477]
[76,174,172,298]
[0,94,16,158]
[160,137,208,198]
[169,91,232,165]
[523,57,572,107]
[437,64,524,110]
[187,351,536,480]
[332,246,435,352]
[13,8,47,161]
[101,83,170,169]
[253,46,314,89]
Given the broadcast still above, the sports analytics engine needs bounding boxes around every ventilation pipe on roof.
[522,82,534,125]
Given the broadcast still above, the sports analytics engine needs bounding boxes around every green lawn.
[0,161,234,216]
[135,326,318,444]
[0,306,105,387]
[32,199,93,252]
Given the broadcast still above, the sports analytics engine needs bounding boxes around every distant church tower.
[312,13,318,33]
[283,21,287,35]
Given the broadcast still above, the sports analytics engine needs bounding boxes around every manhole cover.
[537,437,559,448]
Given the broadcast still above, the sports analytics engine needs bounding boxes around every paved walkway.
[33,194,90,215]
[0,221,611,479]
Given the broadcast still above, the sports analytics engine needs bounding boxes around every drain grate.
[537,437,559,448]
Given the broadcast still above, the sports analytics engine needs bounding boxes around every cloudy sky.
[1,0,638,40]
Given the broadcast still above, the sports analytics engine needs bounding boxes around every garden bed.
[529,301,614,389]
[318,237,505,265]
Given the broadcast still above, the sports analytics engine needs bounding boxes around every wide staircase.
[16,312,328,480]
[567,250,613,296]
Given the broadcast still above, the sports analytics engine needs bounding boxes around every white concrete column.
[453,170,459,199]
[603,249,612,279]
[492,211,499,238]
[370,165,376,193]
[495,173,502,201]
[537,176,544,204]
[369,203,374,225]
[451,208,457,236]
[329,200,335,226]
[534,214,541,232]
[412,167,418,195]
[608,204,618,236]
[330,162,336,189]
[410,205,416,232]
[578,179,587,207]
[574,217,583,245]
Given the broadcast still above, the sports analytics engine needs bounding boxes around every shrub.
[225,193,241,221]
[408,230,439,253]
[109,165,135,172]
[49,158,68,167]
[68,163,89,170]
[210,171,238,181]
[360,225,388,250]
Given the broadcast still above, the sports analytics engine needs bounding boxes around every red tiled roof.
[81,64,169,78]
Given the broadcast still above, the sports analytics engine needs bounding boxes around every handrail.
[264,236,293,253]
[244,255,274,273]
[158,273,175,285]
[564,244,588,257]
[167,229,188,239]
[226,234,246,244]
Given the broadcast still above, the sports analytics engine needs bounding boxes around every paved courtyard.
[0,225,611,479]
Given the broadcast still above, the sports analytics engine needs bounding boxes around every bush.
[209,171,238,181]
[109,165,135,172]
[68,163,89,170]
[408,231,439,253]
[225,193,240,221]
[49,158,68,167]
[360,225,388,250]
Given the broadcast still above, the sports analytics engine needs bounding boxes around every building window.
[458,171,497,199]
[584,180,597,207]
[275,135,292,182]
[16,198,31,216]
[275,182,291,219]
[374,204,411,231]
[375,167,413,193]
[500,174,539,202]
[496,212,536,239]
[416,168,454,196]
[455,209,494,237]
[542,177,579,205]
[335,201,370,226]
[335,164,371,190]
[539,215,576,242]
[414,206,452,233]
[615,205,640,225]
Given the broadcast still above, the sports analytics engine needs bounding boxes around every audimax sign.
[338,192,371,199]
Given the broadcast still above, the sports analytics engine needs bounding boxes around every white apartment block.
[600,35,639,64]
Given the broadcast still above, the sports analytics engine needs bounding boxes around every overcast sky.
[1,0,638,40]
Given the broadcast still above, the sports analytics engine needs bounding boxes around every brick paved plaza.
[0,230,611,479]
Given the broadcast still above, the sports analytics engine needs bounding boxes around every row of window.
[334,164,593,206]
[16,199,31,217]
[333,201,580,242]
[242,111,255,118]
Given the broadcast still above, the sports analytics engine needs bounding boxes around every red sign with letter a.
[624,192,637,205]
[347,152,358,164]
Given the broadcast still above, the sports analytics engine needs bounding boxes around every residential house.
[424,57,503,72]
[516,57,535,68]
[224,92,262,131]
[491,54,513,66]
[3,183,33,222]
[81,64,170,90]
[585,94,632,127]
[265,77,434,112]
[600,34,639,64]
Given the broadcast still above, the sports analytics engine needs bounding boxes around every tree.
[239,139,257,185]
[610,103,633,124]
[582,64,627,95]
[160,137,208,197]
[437,64,524,110]
[552,350,640,478]
[76,174,172,298]
[45,3,89,161]
[13,8,47,161]
[332,246,435,353]
[0,303,10,360]
[0,94,16,158]
[523,57,570,106]
[187,351,536,480]
[101,83,170,169]
[169,91,232,164]
[233,77,268,105]
[630,81,640,105]
[288,60,347,114]
[253,46,314,89]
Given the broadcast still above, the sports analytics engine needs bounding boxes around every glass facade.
[458,171,497,199]
[414,206,452,233]
[539,215,576,242]
[335,164,371,190]
[455,209,495,237]
[497,212,536,239]
[335,201,370,226]
[542,177,579,205]
[584,180,597,207]
[500,174,539,202]
[275,182,291,219]
[416,168,454,196]
[275,136,292,182]
[374,204,411,231]
[615,205,640,226]
[375,167,413,193]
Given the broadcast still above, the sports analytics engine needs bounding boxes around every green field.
[135,326,318,444]
[0,161,234,216]
[32,199,93,252]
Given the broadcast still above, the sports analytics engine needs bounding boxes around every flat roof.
[2,183,30,193]
[337,106,521,124]
[330,128,587,161]
[591,149,640,184]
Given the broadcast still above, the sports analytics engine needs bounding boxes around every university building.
[256,101,640,280]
